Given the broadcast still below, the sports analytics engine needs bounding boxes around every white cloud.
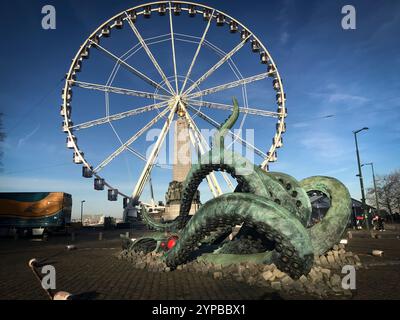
[292,122,311,128]
[308,92,369,106]
[327,93,369,105]
[300,133,346,160]
[17,124,41,148]
[280,32,289,45]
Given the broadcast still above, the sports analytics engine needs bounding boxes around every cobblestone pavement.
[0,229,276,300]
[346,233,400,300]
[0,228,399,300]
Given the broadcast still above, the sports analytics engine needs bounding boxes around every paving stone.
[271,281,281,291]
[8,229,391,300]
[213,272,223,280]
[299,275,308,283]
[320,268,331,278]
[330,274,342,288]
[333,250,339,260]
[281,276,294,286]
[273,269,286,279]
[319,255,329,266]
[262,270,274,281]
[327,255,336,265]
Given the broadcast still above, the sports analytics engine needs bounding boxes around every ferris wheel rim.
[61,0,287,202]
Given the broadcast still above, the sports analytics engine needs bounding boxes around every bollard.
[125,231,129,238]
[347,231,352,239]
[372,250,384,257]
[98,232,103,241]
[53,291,73,300]
[28,258,38,268]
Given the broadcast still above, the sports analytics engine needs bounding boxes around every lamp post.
[361,162,380,217]
[80,200,86,227]
[353,127,369,230]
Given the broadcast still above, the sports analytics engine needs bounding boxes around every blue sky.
[0,0,399,219]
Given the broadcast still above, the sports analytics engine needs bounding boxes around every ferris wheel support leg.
[187,129,218,198]
[181,103,223,196]
[131,102,178,204]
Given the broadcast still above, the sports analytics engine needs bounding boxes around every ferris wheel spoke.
[124,11,176,94]
[182,34,252,96]
[180,9,215,95]
[188,99,279,118]
[187,113,233,193]
[220,169,235,191]
[71,100,169,131]
[107,120,164,168]
[90,40,172,96]
[185,72,271,100]
[131,102,179,204]
[70,80,170,100]
[93,106,170,174]
[186,112,235,193]
[126,147,171,170]
[186,104,267,159]
[168,3,179,93]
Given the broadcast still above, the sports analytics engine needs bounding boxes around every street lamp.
[80,200,86,227]
[361,162,380,217]
[353,127,369,230]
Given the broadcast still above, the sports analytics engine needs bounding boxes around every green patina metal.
[134,98,352,279]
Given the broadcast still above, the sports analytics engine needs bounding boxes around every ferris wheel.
[61,1,287,209]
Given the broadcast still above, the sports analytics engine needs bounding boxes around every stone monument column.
[163,116,200,221]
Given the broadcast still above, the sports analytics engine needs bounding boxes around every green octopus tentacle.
[253,168,304,222]
[263,171,312,226]
[213,97,240,157]
[300,176,352,256]
[165,193,314,279]
[135,97,352,280]
[141,205,180,231]
[141,97,245,232]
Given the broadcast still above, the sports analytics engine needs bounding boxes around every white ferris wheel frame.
[61,0,287,205]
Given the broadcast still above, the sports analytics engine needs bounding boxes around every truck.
[0,192,72,236]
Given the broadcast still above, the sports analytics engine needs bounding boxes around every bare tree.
[367,169,400,219]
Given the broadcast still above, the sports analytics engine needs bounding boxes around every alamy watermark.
[41,5,56,30]
[341,265,356,290]
[146,124,256,176]
[341,5,356,30]
[41,265,56,290]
